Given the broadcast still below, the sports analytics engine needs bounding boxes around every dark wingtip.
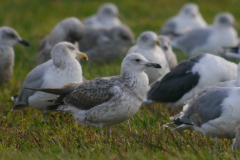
[47,104,60,111]
[18,39,30,47]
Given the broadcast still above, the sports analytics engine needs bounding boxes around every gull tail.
[25,82,80,95]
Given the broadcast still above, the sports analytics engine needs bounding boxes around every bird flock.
[2,2,240,151]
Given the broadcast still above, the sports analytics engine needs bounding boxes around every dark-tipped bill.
[146,63,161,68]
[18,39,30,46]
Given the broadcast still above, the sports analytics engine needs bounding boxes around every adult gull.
[158,35,178,69]
[0,26,30,87]
[144,53,237,110]
[161,3,207,37]
[28,53,161,132]
[83,3,121,28]
[126,31,169,84]
[171,12,238,57]
[37,17,84,64]
[164,86,240,146]
[12,42,88,119]
[79,25,134,63]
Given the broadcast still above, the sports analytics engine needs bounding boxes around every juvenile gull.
[28,53,161,131]
[171,12,238,57]
[158,35,178,69]
[83,3,121,28]
[126,31,169,84]
[161,3,207,37]
[164,86,240,145]
[0,26,30,87]
[12,42,88,118]
[79,25,134,62]
[37,17,84,64]
[144,53,237,110]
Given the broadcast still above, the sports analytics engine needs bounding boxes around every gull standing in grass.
[126,31,169,84]
[144,53,237,110]
[79,25,134,63]
[171,12,238,57]
[0,26,30,87]
[83,3,121,28]
[28,53,161,133]
[158,35,178,69]
[37,17,84,64]
[161,3,207,37]
[164,86,240,147]
[12,42,88,120]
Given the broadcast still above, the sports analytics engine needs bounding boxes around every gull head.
[158,35,172,51]
[111,25,135,45]
[121,53,161,73]
[51,42,88,65]
[137,31,161,48]
[56,17,84,43]
[0,26,30,47]
[214,12,235,27]
[179,3,199,18]
[98,3,119,18]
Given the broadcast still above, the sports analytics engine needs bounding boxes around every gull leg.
[108,126,111,135]
[215,137,218,148]
[100,128,104,135]
[44,112,49,124]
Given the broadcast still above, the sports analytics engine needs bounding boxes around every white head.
[51,42,88,67]
[98,3,119,18]
[50,17,84,44]
[111,25,135,45]
[137,31,161,48]
[158,35,172,51]
[179,3,200,18]
[0,26,30,47]
[214,12,235,27]
[121,53,161,74]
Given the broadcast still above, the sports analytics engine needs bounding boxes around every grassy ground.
[0,0,240,159]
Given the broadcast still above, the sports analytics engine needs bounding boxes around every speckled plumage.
[33,53,161,128]
[79,25,134,62]
[37,17,84,64]
[0,26,29,87]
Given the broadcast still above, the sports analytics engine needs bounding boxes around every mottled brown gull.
[28,53,161,132]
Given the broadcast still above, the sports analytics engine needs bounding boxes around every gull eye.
[135,59,141,62]
[7,33,16,38]
[68,46,75,50]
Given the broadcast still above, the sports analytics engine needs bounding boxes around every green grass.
[0,0,240,159]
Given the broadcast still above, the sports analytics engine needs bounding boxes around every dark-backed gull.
[144,53,237,110]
